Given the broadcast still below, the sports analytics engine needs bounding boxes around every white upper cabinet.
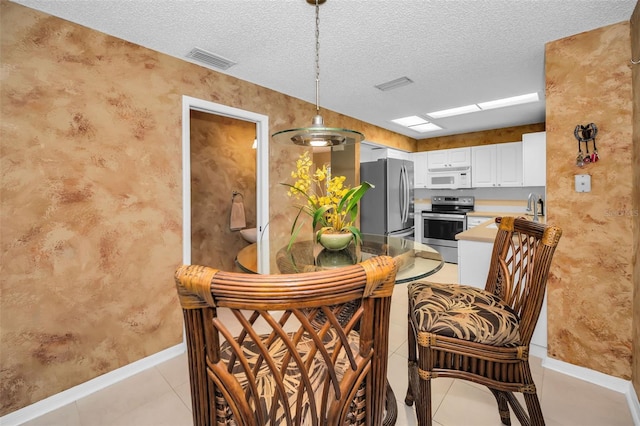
[427,147,471,170]
[471,145,496,187]
[497,142,523,186]
[386,148,412,161]
[522,132,546,187]
[411,152,430,188]
[471,142,523,187]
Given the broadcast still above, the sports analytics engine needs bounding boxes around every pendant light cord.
[315,0,320,114]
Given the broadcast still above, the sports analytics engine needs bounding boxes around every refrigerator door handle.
[404,164,410,223]
[402,164,409,223]
[400,165,407,223]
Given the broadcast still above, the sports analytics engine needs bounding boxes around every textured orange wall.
[0,0,415,414]
[415,123,545,151]
[545,22,634,379]
[190,112,256,271]
[631,0,640,400]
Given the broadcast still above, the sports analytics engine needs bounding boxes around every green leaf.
[287,221,305,252]
[339,181,374,224]
[345,225,363,245]
[312,204,332,229]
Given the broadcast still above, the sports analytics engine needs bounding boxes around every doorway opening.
[181,96,270,272]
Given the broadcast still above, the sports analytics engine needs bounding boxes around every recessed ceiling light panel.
[391,116,428,127]
[410,123,442,133]
[426,104,481,118]
[478,92,539,110]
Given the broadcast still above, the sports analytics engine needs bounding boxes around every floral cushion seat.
[216,328,361,425]
[409,281,521,347]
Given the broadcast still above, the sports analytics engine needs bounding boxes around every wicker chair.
[405,217,562,426]
[175,255,398,426]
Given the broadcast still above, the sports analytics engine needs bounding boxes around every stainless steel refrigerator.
[359,158,414,238]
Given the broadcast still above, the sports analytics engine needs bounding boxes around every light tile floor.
[22,263,635,426]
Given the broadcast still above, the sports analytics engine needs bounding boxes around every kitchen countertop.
[456,218,500,242]
[457,215,546,243]
[467,211,518,217]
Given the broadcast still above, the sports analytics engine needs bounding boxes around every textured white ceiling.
[12,0,637,141]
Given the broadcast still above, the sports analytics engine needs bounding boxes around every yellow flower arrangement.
[282,151,373,249]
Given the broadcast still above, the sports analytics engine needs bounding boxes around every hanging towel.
[230,198,246,231]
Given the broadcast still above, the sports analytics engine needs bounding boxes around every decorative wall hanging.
[573,123,599,167]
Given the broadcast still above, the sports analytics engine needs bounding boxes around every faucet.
[527,193,541,222]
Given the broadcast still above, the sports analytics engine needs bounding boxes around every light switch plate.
[575,174,591,192]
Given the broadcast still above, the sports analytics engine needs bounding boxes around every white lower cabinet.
[457,239,493,288]
[466,216,494,229]
[458,238,547,349]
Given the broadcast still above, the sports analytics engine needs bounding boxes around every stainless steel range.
[421,196,475,263]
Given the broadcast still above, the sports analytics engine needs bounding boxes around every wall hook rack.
[573,123,599,167]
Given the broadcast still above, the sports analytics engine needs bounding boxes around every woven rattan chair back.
[484,217,563,345]
[405,217,562,426]
[175,255,398,426]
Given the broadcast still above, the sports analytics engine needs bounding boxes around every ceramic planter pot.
[316,248,356,269]
[318,232,353,251]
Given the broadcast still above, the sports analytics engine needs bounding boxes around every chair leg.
[384,380,398,426]
[522,391,545,426]
[489,389,512,426]
[503,391,545,426]
[416,371,433,426]
[405,319,432,425]
[405,313,417,406]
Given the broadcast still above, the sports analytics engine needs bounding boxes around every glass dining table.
[236,232,444,283]
[235,233,444,425]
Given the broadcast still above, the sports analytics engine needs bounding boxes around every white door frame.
[181,95,270,272]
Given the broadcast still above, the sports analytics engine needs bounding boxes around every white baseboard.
[542,356,630,393]
[527,347,639,425]
[542,356,640,425]
[1,343,186,426]
[529,342,547,360]
[627,383,640,426]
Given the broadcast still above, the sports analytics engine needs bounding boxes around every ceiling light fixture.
[391,115,442,133]
[427,104,481,118]
[477,92,539,110]
[391,116,429,127]
[425,93,540,119]
[410,122,442,133]
[272,0,364,147]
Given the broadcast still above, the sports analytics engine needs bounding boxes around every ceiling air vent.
[374,76,414,91]
[186,47,236,70]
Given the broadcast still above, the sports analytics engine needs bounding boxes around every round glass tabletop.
[236,233,444,284]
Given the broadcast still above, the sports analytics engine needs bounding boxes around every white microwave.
[426,169,471,189]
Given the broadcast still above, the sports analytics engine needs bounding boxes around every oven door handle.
[422,212,466,221]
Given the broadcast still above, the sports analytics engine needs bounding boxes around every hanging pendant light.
[272,0,364,147]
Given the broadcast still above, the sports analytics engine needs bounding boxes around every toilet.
[239,227,257,243]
